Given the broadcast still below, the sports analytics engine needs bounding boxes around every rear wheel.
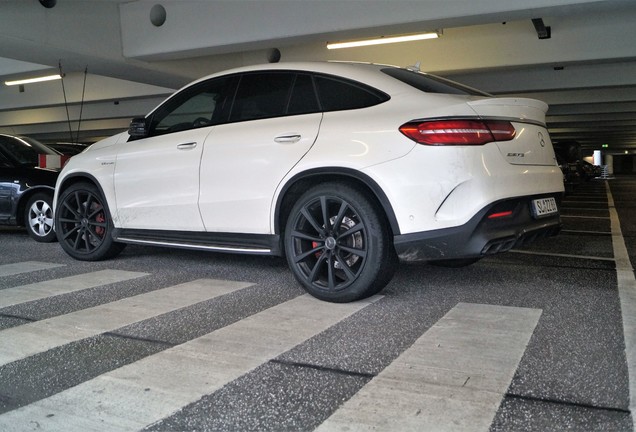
[24,192,56,243]
[284,182,396,303]
[55,182,125,261]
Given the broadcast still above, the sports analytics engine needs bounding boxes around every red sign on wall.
[38,154,71,169]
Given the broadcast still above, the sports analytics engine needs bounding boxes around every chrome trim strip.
[116,237,272,254]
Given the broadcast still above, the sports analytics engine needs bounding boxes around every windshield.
[381,67,491,97]
[0,134,60,167]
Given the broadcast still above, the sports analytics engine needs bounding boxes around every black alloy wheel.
[55,182,125,261]
[24,192,57,243]
[285,182,396,303]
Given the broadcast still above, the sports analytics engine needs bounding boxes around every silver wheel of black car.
[284,182,396,303]
[55,182,125,261]
[24,192,56,243]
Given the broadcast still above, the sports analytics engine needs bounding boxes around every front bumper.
[393,193,562,262]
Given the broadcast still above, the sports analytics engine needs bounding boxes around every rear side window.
[288,74,320,115]
[230,72,295,122]
[381,67,490,97]
[314,76,389,111]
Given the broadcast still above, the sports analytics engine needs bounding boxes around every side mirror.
[128,117,148,138]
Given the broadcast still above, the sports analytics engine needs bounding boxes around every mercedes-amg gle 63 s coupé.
[54,62,563,302]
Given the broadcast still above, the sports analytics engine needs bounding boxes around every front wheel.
[24,192,56,243]
[55,182,125,261]
[284,182,397,303]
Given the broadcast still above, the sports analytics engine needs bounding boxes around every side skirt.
[112,228,282,256]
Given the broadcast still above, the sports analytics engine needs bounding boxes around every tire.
[429,258,481,268]
[55,182,125,261]
[24,192,56,243]
[284,182,397,303]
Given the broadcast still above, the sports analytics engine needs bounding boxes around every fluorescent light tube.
[5,74,62,86]
[327,32,439,50]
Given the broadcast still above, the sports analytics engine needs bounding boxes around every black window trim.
[141,69,392,138]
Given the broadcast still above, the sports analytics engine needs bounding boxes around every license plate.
[531,197,558,218]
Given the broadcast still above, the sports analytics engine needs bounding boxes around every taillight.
[399,119,516,145]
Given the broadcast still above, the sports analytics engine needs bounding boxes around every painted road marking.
[0,278,252,367]
[316,302,541,432]
[606,181,636,431]
[561,229,611,235]
[560,215,609,220]
[0,261,64,278]
[0,294,379,431]
[0,269,148,309]
[509,249,615,262]
[560,207,609,211]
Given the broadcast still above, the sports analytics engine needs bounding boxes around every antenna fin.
[407,62,421,72]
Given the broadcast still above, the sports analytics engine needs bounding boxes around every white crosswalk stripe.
[0,269,148,309]
[0,278,253,367]
[316,303,541,432]
[0,294,380,431]
[0,261,65,278]
[0,263,542,431]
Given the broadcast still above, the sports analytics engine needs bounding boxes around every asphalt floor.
[0,176,634,431]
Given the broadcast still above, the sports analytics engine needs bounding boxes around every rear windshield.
[381,67,491,97]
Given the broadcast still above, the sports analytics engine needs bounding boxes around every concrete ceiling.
[1,0,635,157]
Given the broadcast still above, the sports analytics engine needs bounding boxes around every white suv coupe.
[53,62,563,302]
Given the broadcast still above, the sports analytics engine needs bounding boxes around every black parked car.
[0,134,62,242]
[46,142,90,156]
[553,141,601,188]
[580,160,602,181]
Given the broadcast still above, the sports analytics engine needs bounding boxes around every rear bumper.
[393,193,562,262]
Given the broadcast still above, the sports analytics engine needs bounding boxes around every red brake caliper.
[95,209,105,237]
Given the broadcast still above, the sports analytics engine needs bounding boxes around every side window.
[148,76,236,137]
[0,136,37,166]
[0,150,13,168]
[314,76,388,112]
[229,72,294,122]
[287,74,319,115]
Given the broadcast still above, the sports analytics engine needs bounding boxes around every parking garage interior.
[1,1,636,431]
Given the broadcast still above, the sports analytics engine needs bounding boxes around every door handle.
[177,142,197,150]
[274,134,301,144]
